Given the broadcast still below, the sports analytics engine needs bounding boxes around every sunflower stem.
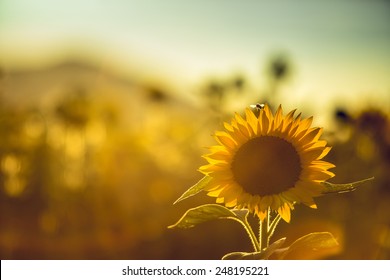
[259,208,270,251]
[268,213,282,241]
[241,217,261,252]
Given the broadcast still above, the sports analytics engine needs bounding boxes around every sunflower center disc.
[231,136,302,196]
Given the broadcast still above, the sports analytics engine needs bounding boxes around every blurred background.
[0,0,389,259]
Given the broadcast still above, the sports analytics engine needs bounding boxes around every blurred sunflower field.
[0,0,389,260]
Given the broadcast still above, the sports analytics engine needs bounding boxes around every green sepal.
[168,204,246,229]
[173,176,212,205]
[321,177,374,194]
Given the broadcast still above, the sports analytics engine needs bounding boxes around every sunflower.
[199,104,335,222]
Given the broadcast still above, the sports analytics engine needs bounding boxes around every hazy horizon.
[1,0,389,113]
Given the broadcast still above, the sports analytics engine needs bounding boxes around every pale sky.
[0,0,389,111]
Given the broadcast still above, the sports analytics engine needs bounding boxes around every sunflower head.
[200,104,335,222]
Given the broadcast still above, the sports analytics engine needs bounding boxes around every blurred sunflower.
[200,104,335,222]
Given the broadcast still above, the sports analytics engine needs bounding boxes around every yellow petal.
[301,169,335,181]
[230,126,248,145]
[299,127,323,145]
[271,195,282,210]
[302,140,327,150]
[260,195,272,212]
[257,210,267,221]
[301,147,327,163]
[234,117,251,138]
[207,145,229,153]
[299,116,313,131]
[214,131,237,150]
[278,203,291,223]
[281,189,300,203]
[199,162,228,173]
[203,151,230,161]
[245,108,258,134]
[258,110,270,134]
[318,146,332,159]
[263,104,274,122]
[273,105,284,130]
[283,109,297,129]
[310,160,336,170]
[223,122,234,132]
[225,199,237,207]
[236,191,249,202]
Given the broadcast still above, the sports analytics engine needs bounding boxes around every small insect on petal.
[250,103,265,111]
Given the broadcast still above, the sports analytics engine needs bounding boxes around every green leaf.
[276,232,339,260]
[222,238,286,260]
[169,205,260,251]
[321,177,374,194]
[168,204,242,229]
[222,252,258,260]
[173,176,212,204]
[231,209,250,221]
